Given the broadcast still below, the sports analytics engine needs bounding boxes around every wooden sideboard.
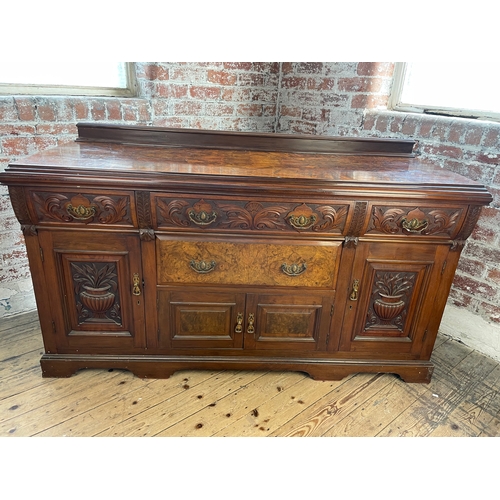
[0,123,492,383]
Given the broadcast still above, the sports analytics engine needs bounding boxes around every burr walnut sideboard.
[0,123,492,383]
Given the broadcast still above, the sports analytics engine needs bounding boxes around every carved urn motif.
[80,284,116,319]
[373,293,406,322]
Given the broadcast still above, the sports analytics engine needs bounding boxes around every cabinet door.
[39,230,146,351]
[338,242,449,355]
[244,292,334,351]
[158,288,246,350]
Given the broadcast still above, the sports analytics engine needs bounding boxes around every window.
[389,62,500,122]
[0,62,137,97]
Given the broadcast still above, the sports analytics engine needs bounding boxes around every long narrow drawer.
[157,236,342,289]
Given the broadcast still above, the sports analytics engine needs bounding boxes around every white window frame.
[0,62,137,97]
[389,62,500,122]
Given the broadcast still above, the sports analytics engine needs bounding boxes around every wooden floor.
[1,311,500,437]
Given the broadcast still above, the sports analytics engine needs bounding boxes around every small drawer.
[27,189,136,227]
[157,236,342,289]
[153,194,350,235]
[365,204,465,238]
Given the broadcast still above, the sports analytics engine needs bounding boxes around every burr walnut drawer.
[156,236,342,289]
[26,188,137,227]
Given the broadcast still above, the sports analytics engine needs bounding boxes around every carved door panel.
[158,288,245,350]
[244,292,333,351]
[38,230,146,351]
[338,242,449,355]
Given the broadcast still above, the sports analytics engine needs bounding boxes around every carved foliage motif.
[370,206,462,236]
[71,262,122,325]
[32,192,132,225]
[156,197,348,234]
[136,191,155,241]
[364,271,417,333]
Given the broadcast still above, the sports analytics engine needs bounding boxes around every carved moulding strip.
[451,205,483,251]
[32,192,132,225]
[369,206,463,236]
[136,191,155,241]
[8,186,33,225]
[344,201,368,247]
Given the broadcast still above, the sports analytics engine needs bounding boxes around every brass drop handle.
[188,209,218,226]
[401,217,429,233]
[235,313,243,333]
[349,279,359,301]
[288,214,316,229]
[190,260,216,274]
[281,262,307,276]
[132,273,141,296]
[67,204,96,220]
[247,313,255,334]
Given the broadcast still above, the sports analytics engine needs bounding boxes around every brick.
[338,77,383,93]
[302,107,329,123]
[448,121,467,143]
[14,97,36,121]
[448,288,474,308]
[0,98,17,121]
[357,62,394,77]
[106,100,122,120]
[190,86,221,100]
[294,62,324,74]
[307,78,336,91]
[90,100,106,120]
[471,152,499,165]
[464,124,484,146]
[156,82,188,99]
[238,73,265,86]
[236,104,263,117]
[401,116,421,136]
[204,103,234,116]
[73,99,90,120]
[280,106,302,118]
[173,101,203,115]
[422,143,463,160]
[457,257,486,277]
[351,94,389,109]
[223,62,253,71]
[483,127,500,148]
[0,125,36,136]
[389,115,405,133]
[280,77,307,90]
[122,102,138,121]
[152,117,190,128]
[418,117,435,138]
[35,123,77,135]
[253,62,280,73]
[476,301,500,324]
[431,122,448,141]
[362,112,376,131]
[281,62,294,74]
[143,64,169,81]
[1,136,37,156]
[487,268,500,286]
[35,101,56,121]
[452,274,497,298]
[462,240,500,263]
[375,115,390,133]
[170,67,207,83]
[207,70,238,86]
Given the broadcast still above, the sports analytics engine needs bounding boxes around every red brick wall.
[1,62,499,327]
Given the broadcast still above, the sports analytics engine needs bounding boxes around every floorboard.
[1,311,499,437]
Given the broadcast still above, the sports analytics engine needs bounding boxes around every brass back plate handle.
[235,313,243,333]
[190,260,216,274]
[247,313,255,334]
[132,273,141,296]
[350,279,359,301]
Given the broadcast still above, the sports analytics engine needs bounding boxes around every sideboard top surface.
[0,124,493,203]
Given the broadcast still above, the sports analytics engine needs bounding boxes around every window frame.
[0,62,138,97]
[389,62,500,122]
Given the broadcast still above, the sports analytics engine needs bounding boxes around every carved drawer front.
[154,194,350,235]
[157,236,341,289]
[365,204,465,238]
[27,189,136,227]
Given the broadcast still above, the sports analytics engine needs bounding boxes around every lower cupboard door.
[158,289,246,349]
[244,292,333,351]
